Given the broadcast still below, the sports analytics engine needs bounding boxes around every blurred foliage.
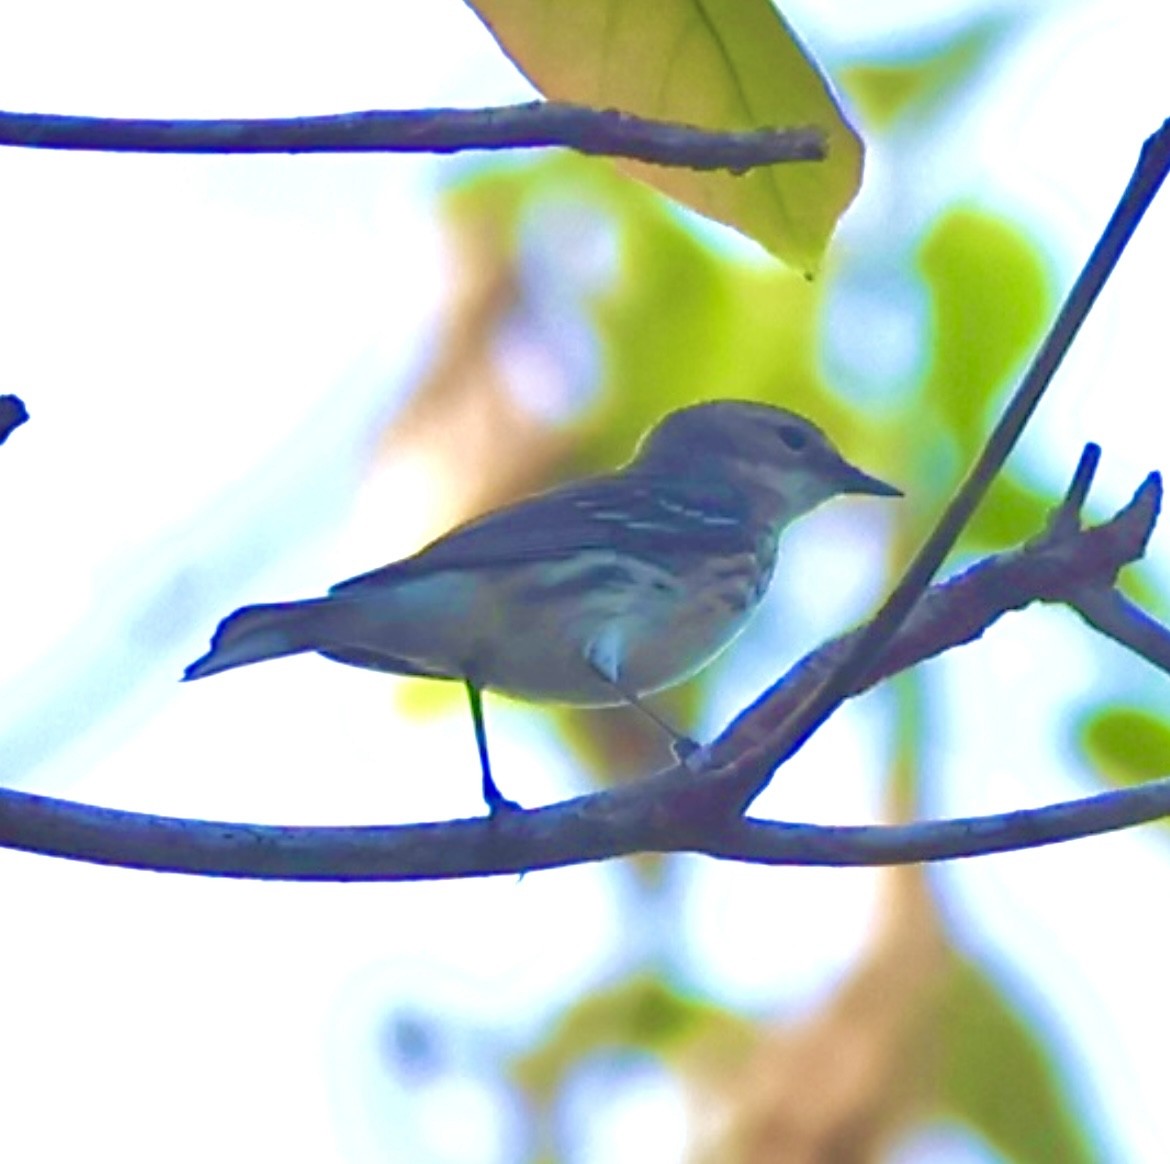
[967,473,1051,551]
[504,866,1100,1161]
[939,957,1097,1163]
[1079,705,1170,787]
[843,12,1018,130]
[917,206,1055,550]
[444,152,889,473]
[468,0,863,272]
[513,972,752,1103]
[919,207,1051,455]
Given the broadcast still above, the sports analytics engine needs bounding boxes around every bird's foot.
[671,735,712,770]
[487,793,525,816]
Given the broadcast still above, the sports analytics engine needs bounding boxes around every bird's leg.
[585,663,701,761]
[465,680,522,814]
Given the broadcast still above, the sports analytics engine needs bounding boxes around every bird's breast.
[476,542,776,705]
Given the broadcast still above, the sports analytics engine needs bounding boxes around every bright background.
[1,1,1169,1160]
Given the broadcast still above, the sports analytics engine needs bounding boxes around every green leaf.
[468,0,864,272]
[919,207,1052,456]
[939,958,1097,1164]
[843,14,1016,130]
[512,973,750,1101]
[1079,706,1170,786]
[962,473,1050,551]
[445,153,844,465]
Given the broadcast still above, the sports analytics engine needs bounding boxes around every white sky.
[1,1,1169,1161]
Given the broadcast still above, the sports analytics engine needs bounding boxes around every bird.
[184,399,900,814]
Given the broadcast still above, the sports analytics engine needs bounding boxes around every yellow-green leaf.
[940,958,1097,1164]
[843,13,1015,131]
[963,472,1050,551]
[512,973,750,1100]
[1080,706,1170,786]
[444,153,836,461]
[468,0,864,272]
[919,207,1053,455]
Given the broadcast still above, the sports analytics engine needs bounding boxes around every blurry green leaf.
[919,207,1052,455]
[843,14,1015,130]
[446,153,848,467]
[962,472,1050,551]
[468,0,864,272]
[513,972,750,1100]
[1080,706,1170,786]
[592,192,835,463]
[940,958,1096,1164]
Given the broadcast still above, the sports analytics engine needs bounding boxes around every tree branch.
[697,462,1161,775]
[1067,588,1170,673]
[735,117,1170,806]
[0,395,28,445]
[0,103,825,171]
[0,461,1160,880]
[0,768,1167,881]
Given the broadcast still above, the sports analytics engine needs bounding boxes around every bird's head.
[630,399,901,525]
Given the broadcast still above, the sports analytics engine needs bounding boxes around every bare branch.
[703,465,1160,777]
[0,103,825,171]
[0,751,1167,881]
[705,777,1170,867]
[744,117,1170,799]
[0,467,1160,880]
[1069,588,1170,674]
[1047,441,1101,536]
[0,395,28,445]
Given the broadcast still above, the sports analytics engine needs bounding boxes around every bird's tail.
[183,598,338,681]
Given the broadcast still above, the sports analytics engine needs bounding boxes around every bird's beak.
[836,460,902,498]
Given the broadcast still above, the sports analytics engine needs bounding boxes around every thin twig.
[707,777,1170,867]
[0,103,826,171]
[1069,588,1170,674]
[1045,441,1101,538]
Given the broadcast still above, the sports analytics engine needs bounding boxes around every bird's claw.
[672,736,712,770]
[487,795,525,816]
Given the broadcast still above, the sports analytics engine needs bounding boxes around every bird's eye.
[776,424,809,451]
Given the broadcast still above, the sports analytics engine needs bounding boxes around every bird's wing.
[329,473,754,595]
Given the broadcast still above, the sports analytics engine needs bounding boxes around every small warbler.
[184,399,899,812]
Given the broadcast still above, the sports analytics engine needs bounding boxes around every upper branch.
[0,103,825,171]
[750,118,1170,784]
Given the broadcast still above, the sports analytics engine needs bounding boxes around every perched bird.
[184,399,899,813]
